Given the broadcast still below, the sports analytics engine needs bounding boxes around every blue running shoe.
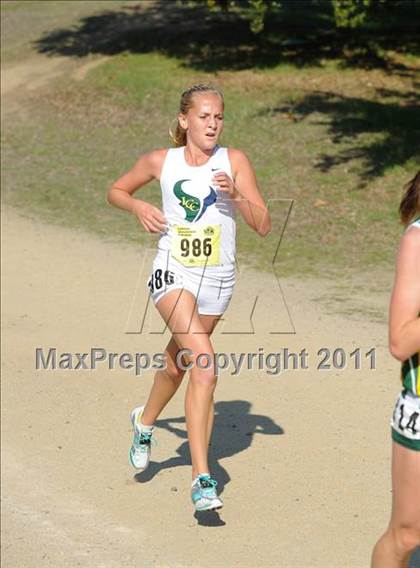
[129,405,154,470]
[191,474,223,511]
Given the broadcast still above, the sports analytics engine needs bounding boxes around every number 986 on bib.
[171,224,221,267]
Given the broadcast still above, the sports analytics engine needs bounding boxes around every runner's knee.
[392,524,420,555]
[164,355,186,383]
[189,352,217,387]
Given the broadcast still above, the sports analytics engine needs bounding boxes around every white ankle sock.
[138,420,153,432]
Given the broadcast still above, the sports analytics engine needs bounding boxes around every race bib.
[391,391,420,441]
[171,224,221,267]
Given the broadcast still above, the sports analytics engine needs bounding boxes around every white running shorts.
[147,250,235,316]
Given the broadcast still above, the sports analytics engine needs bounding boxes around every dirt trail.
[2,206,406,568]
[1,54,110,97]
[2,5,419,566]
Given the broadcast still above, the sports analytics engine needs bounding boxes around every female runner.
[107,84,271,511]
[371,171,420,566]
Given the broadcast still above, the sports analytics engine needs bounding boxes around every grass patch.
[3,3,419,278]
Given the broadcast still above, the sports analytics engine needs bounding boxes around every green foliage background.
[200,0,416,31]
[2,0,419,280]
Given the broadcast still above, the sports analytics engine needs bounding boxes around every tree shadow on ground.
[260,87,420,184]
[34,0,420,74]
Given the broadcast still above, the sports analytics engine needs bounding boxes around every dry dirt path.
[1,206,409,568]
[2,2,419,565]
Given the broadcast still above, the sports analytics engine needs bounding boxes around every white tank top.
[158,145,236,270]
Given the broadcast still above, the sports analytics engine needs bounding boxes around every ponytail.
[169,120,187,147]
[399,171,420,225]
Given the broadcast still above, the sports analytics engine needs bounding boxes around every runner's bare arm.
[217,148,271,236]
[389,226,420,361]
[107,149,168,233]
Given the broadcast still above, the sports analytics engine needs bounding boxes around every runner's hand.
[132,199,168,233]
[212,171,239,199]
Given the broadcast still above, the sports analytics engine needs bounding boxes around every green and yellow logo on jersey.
[173,179,217,222]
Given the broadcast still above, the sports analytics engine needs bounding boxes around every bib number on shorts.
[171,224,221,267]
[391,392,420,440]
[147,269,175,294]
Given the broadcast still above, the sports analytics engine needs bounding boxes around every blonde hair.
[169,84,224,147]
[399,171,420,225]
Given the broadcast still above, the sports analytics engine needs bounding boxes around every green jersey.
[402,352,420,396]
[401,217,420,396]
